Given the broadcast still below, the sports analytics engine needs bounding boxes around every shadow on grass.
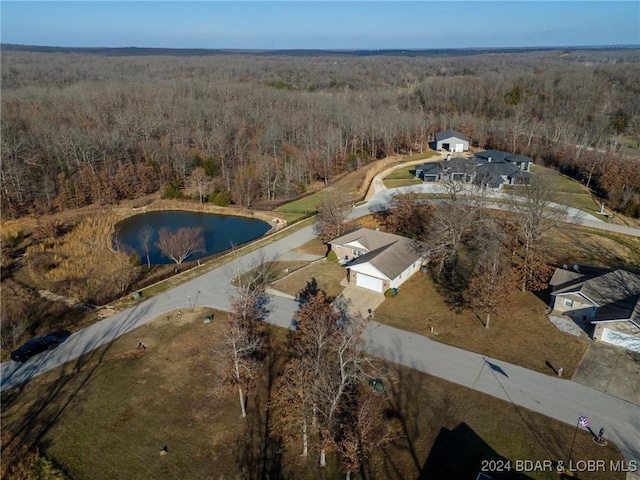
[1,301,157,477]
[297,278,320,306]
[234,331,287,480]
[419,423,532,480]
[430,269,468,314]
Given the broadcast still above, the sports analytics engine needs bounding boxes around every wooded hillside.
[2,47,639,218]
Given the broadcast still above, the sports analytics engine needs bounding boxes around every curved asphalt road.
[2,186,639,470]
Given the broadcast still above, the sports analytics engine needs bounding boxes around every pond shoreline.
[114,207,273,265]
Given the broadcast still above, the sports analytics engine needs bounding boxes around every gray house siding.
[436,136,469,152]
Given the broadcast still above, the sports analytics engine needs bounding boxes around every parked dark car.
[10,330,71,363]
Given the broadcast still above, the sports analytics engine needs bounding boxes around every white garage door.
[602,328,640,353]
[356,273,384,292]
[454,143,464,152]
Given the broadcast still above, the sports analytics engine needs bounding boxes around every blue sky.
[2,1,639,49]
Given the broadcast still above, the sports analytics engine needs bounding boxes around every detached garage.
[435,129,470,152]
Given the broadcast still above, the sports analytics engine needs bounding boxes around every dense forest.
[2,47,639,218]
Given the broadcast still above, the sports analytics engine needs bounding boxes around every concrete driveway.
[573,342,640,405]
[333,284,385,318]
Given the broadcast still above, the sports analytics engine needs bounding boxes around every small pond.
[115,211,271,265]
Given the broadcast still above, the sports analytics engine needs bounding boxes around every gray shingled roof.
[328,228,404,252]
[347,238,422,280]
[329,228,423,280]
[550,266,611,287]
[435,129,469,142]
[474,150,533,165]
[551,267,640,322]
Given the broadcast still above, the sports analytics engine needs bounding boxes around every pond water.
[115,211,271,265]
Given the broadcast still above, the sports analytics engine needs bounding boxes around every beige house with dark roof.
[549,265,640,353]
[328,228,423,293]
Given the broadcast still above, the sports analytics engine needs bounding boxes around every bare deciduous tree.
[315,189,352,242]
[155,227,206,264]
[383,192,432,240]
[507,173,567,291]
[221,255,270,419]
[189,166,212,203]
[137,224,154,268]
[425,196,482,280]
[466,224,515,328]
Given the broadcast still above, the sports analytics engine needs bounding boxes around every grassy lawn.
[375,274,589,377]
[545,225,640,268]
[1,309,624,480]
[292,237,329,256]
[383,178,423,188]
[274,191,327,222]
[525,165,604,216]
[385,168,418,180]
[403,150,440,162]
[271,259,346,300]
[384,172,422,187]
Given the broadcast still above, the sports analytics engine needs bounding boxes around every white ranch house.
[328,228,423,294]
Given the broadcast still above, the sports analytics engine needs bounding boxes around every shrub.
[162,178,183,199]
[212,191,232,207]
[327,250,338,262]
[384,288,397,298]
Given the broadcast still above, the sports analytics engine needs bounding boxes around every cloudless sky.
[1,1,639,50]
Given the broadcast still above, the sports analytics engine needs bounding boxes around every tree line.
[2,48,639,219]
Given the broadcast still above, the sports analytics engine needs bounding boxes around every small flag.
[579,415,590,428]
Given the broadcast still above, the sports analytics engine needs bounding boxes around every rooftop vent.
[572,264,580,272]
[488,156,492,163]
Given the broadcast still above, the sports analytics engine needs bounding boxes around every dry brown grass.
[543,226,640,269]
[23,213,138,304]
[292,238,329,256]
[271,259,346,300]
[1,308,624,480]
[375,273,589,377]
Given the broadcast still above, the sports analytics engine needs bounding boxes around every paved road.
[364,322,640,471]
[2,187,639,469]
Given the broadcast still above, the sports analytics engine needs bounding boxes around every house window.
[564,299,574,308]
